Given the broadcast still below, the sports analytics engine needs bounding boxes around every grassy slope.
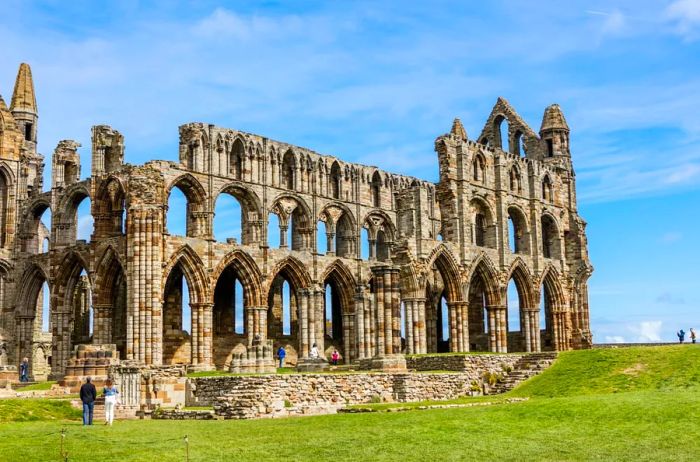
[0,346,698,461]
[512,345,700,397]
[0,399,80,422]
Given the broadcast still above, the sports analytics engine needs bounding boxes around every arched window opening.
[509,167,521,193]
[468,272,490,351]
[166,186,188,237]
[282,150,295,190]
[214,194,243,244]
[267,213,281,248]
[507,279,520,332]
[324,281,343,341]
[400,302,406,349]
[546,139,554,158]
[40,282,50,333]
[282,281,291,336]
[42,238,49,253]
[231,139,244,180]
[541,215,560,259]
[539,284,554,350]
[508,208,528,254]
[513,131,525,156]
[496,116,509,152]
[508,217,517,253]
[376,229,390,262]
[163,265,192,365]
[25,123,33,141]
[475,213,486,247]
[440,295,449,344]
[71,269,93,346]
[371,172,382,207]
[317,220,328,255]
[330,162,341,199]
[472,155,485,183]
[360,228,370,260]
[335,214,355,259]
[0,172,7,248]
[542,176,553,203]
[214,266,245,338]
[76,197,93,243]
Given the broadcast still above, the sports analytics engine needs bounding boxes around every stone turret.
[10,63,38,148]
[540,104,570,158]
[450,118,467,141]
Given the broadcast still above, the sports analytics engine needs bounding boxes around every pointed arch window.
[371,172,382,207]
[542,175,553,203]
[472,155,485,183]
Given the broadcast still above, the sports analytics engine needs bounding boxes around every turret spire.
[10,63,37,114]
[450,118,467,141]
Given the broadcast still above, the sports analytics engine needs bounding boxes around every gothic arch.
[266,256,312,299]
[321,259,356,311]
[539,265,566,308]
[94,176,126,237]
[424,245,462,302]
[465,253,500,305]
[506,258,536,309]
[15,263,48,317]
[162,245,210,305]
[212,249,263,307]
[93,246,125,305]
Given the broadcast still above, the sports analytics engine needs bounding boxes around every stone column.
[126,206,163,365]
[190,303,213,370]
[313,289,326,358]
[522,308,540,353]
[448,301,468,352]
[404,299,414,354]
[327,232,335,255]
[354,289,366,359]
[298,289,309,358]
[92,303,112,345]
[415,298,427,354]
[342,312,354,363]
[373,271,385,356]
[487,306,497,353]
[279,224,288,248]
[50,307,72,379]
[369,266,405,370]
[246,306,268,345]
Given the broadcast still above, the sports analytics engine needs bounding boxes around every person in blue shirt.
[102,379,119,425]
[277,346,286,369]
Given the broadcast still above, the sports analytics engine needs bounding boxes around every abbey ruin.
[0,63,592,382]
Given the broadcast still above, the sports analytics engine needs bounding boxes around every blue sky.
[4,0,699,343]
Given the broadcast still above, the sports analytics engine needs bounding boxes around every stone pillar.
[523,308,540,353]
[190,303,213,370]
[404,299,414,354]
[50,307,72,379]
[298,289,309,358]
[369,266,405,371]
[354,289,366,359]
[279,224,288,248]
[448,301,469,352]
[126,206,163,365]
[313,289,326,359]
[246,306,268,345]
[327,232,336,255]
[342,312,354,363]
[368,239,376,260]
[92,303,112,345]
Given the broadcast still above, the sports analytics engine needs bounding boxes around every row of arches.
[188,132,391,208]
[471,153,555,203]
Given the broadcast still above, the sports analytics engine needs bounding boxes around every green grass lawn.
[15,381,57,392]
[0,345,698,461]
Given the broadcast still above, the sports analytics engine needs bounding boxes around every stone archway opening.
[162,264,193,365]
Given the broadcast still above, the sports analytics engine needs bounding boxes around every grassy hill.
[0,345,698,461]
[513,345,700,397]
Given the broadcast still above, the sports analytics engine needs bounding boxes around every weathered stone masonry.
[0,63,592,381]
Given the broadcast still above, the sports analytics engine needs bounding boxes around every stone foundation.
[61,344,120,391]
[406,353,525,372]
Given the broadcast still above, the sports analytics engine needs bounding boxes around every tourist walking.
[80,377,97,426]
[310,343,320,359]
[690,328,697,344]
[277,345,286,369]
[102,379,119,426]
[19,357,29,382]
[331,349,340,366]
[677,329,686,344]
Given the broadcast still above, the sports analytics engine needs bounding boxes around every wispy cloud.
[656,293,686,305]
[666,0,700,41]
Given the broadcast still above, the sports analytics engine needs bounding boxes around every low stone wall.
[406,353,525,373]
[190,372,484,419]
[152,409,218,420]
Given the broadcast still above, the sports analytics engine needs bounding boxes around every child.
[331,349,340,366]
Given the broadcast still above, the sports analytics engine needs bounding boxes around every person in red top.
[331,349,340,366]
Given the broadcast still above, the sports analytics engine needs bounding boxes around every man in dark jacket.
[79,377,97,425]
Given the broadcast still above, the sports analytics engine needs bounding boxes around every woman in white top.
[310,343,319,359]
[102,379,119,425]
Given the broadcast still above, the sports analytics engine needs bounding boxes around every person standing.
[331,349,340,366]
[310,343,320,359]
[678,329,686,344]
[690,328,697,344]
[102,379,119,426]
[277,345,286,369]
[19,357,29,383]
[80,377,97,426]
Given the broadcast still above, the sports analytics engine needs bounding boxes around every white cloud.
[627,321,663,342]
[604,335,626,343]
[666,0,700,41]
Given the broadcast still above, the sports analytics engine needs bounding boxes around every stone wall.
[406,353,524,372]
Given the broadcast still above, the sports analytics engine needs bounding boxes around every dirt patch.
[621,363,646,376]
